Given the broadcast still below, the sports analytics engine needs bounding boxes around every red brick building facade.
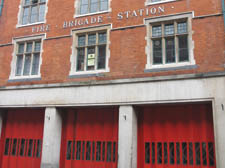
[0,0,224,167]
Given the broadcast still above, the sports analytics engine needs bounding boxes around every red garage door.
[138,103,216,168]
[60,107,118,168]
[0,109,44,168]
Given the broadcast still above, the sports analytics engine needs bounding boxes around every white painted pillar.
[41,107,62,168]
[118,106,137,168]
[213,98,225,168]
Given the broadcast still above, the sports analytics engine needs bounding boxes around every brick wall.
[0,0,224,86]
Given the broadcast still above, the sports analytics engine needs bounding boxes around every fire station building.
[0,0,225,167]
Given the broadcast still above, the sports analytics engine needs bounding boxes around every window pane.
[178,36,188,62]
[80,4,88,14]
[12,139,17,156]
[82,141,85,160]
[90,0,98,13]
[87,47,95,70]
[33,140,36,157]
[96,141,101,161]
[20,139,26,156]
[22,7,29,25]
[71,141,75,160]
[78,35,86,46]
[177,22,187,34]
[145,142,150,164]
[34,41,41,51]
[208,142,215,166]
[26,42,33,52]
[88,47,95,56]
[166,38,175,63]
[153,39,162,64]
[31,53,40,75]
[81,0,88,4]
[18,43,25,54]
[152,26,162,37]
[98,32,106,44]
[17,140,22,156]
[16,40,42,77]
[164,143,168,164]
[39,4,45,22]
[202,143,207,166]
[182,142,187,165]
[86,141,91,160]
[157,142,162,164]
[88,34,96,45]
[113,142,116,162]
[92,142,95,161]
[102,142,105,161]
[76,141,81,160]
[106,142,112,162]
[66,141,72,160]
[152,142,155,164]
[23,54,32,75]
[31,0,38,4]
[169,142,174,164]
[100,0,108,11]
[195,142,201,165]
[77,48,85,71]
[97,45,106,69]
[31,6,38,23]
[36,140,42,158]
[91,0,98,3]
[176,142,180,164]
[164,24,174,35]
[76,31,107,72]
[16,55,23,76]
[4,138,10,155]
[25,139,28,156]
[40,0,46,2]
[24,0,30,5]
[28,139,33,157]
[189,143,193,165]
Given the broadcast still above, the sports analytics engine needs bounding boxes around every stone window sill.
[8,77,41,83]
[144,64,197,73]
[145,0,177,6]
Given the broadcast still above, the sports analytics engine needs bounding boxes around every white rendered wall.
[41,107,62,168]
[118,106,137,168]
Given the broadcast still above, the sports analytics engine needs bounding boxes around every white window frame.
[17,0,48,27]
[9,35,45,79]
[74,0,112,18]
[145,0,177,6]
[145,12,195,70]
[70,25,111,75]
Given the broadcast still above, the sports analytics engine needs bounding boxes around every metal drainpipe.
[0,0,4,16]
[222,0,225,30]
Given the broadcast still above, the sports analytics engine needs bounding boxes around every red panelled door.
[60,107,118,168]
[0,109,44,168]
[138,103,216,168]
